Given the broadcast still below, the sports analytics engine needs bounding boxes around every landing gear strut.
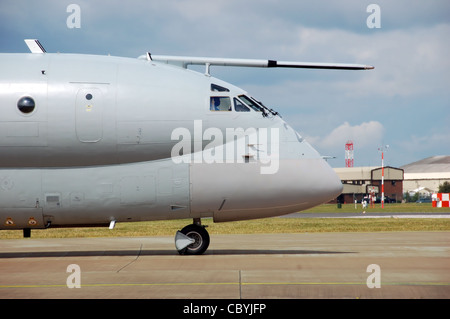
[175,219,210,255]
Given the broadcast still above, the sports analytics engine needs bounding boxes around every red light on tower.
[345,140,354,167]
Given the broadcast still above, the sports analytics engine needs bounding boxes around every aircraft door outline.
[75,87,104,142]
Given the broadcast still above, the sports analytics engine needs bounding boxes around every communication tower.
[345,140,354,167]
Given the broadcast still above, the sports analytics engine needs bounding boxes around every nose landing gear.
[175,219,210,255]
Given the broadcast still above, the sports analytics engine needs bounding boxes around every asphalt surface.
[0,231,449,299]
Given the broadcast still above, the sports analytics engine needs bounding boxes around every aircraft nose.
[191,158,343,223]
[293,158,343,208]
[318,160,343,202]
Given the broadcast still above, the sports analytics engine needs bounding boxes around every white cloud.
[271,24,450,98]
[301,121,386,167]
[401,132,450,154]
[308,121,384,150]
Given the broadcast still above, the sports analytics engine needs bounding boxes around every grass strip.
[1,217,449,239]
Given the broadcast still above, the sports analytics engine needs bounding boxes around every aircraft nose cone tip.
[295,159,343,208]
[331,170,343,194]
[321,163,343,201]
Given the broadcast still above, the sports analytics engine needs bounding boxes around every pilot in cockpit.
[210,97,220,111]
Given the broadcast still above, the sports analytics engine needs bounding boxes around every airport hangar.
[400,155,450,197]
[330,155,450,204]
[332,166,404,204]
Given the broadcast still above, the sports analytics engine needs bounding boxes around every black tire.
[178,224,210,255]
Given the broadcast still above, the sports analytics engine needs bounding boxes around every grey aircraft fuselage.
[0,50,346,235]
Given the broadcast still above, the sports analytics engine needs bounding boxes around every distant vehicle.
[384,197,397,203]
[416,198,432,203]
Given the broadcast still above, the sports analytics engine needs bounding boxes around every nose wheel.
[175,223,210,255]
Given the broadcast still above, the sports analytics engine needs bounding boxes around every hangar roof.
[401,156,450,173]
[334,167,375,180]
[334,166,403,181]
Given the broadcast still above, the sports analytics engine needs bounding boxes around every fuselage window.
[17,96,36,114]
[211,84,230,92]
[238,95,264,112]
[234,98,250,112]
[210,96,231,111]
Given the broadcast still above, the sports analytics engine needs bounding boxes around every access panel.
[75,88,103,142]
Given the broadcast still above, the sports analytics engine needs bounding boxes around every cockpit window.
[234,98,250,112]
[238,95,264,112]
[211,84,230,92]
[210,96,231,111]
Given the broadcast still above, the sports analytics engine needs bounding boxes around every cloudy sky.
[1,0,449,168]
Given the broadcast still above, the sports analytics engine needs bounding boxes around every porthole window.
[17,96,36,114]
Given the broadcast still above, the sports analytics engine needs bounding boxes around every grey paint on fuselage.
[0,52,343,230]
[0,53,258,167]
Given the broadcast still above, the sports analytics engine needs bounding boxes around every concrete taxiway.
[0,232,449,299]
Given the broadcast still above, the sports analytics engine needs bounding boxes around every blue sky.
[1,0,449,168]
